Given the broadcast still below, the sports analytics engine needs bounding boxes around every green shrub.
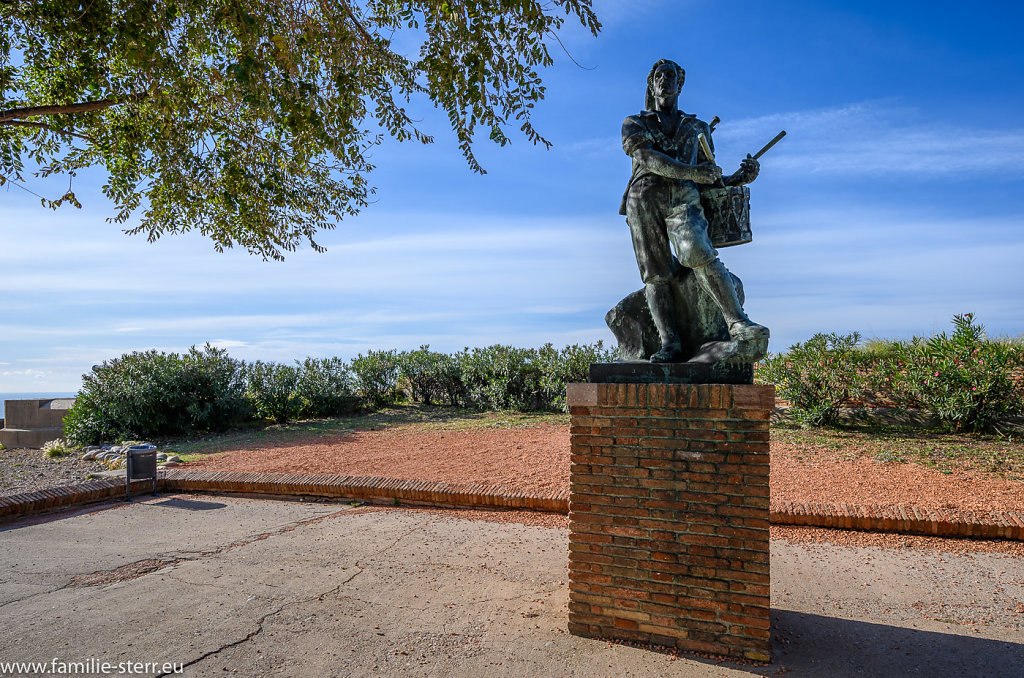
[458,345,545,411]
[397,346,464,406]
[244,361,303,424]
[350,349,401,408]
[756,332,866,427]
[538,341,616,411]
[296,357,361,417]
[874,314,1024,433]
[64,345,249,444]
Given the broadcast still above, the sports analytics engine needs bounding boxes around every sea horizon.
[0,392,78,420]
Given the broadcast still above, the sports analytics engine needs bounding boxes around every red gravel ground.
[187,422,1024,514]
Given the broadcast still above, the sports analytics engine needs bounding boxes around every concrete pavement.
[0,495,1022,677]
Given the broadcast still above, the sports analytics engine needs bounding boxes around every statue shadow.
[725,609,1024,677]
[150,497,227,511]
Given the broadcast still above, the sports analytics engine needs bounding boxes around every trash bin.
[126,444,158,501]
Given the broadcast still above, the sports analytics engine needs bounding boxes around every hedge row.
[64,342,615,445]
[756,314,1024,433]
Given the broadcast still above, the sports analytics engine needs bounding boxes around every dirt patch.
[69,559,172,587]
[185,422,1024,514]
[771,446,1024,513]
[188,424,571,495]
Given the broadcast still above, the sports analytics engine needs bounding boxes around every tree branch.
[0,95,141,123]
[334,0,376,47]
[0,119,95,141]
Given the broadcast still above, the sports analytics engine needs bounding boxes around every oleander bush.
[758,314,1024,433]
[64,344,249,444]
[458,345,546,411]
[65,341,615,442]
[243,361,303,424]
[350,349,401,408]
[397,346,464,406]
[538,341,616,411]
[295,357,361,417]
[62,325,1022,443]
[757,332,867,427]
[870,314,1024,433]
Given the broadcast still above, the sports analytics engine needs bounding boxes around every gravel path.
[185,422,1024,513]
[0,447,103,495]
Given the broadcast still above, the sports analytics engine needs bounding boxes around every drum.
[701,185,752,248]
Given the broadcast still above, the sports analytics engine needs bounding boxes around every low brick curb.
[0,477,165,521]
[771,501,1024,541]
[0,471,569,524]
[1,471,1022,542]
[161,470,570,513]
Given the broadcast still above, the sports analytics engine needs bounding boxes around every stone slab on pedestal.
[589,361,753,385]
[567,382,773,661]
[0,399,75,449]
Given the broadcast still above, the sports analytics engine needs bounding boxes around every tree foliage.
[0,0,600,259]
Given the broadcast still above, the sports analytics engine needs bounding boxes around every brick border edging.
[0,471,569,524]
[160,470,569,512]
[0,477,162,521]
[1,471,1022,541]
[771,500,1024,541]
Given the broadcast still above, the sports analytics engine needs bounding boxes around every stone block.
[0,399,75,448]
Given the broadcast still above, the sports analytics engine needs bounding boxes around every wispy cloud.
[728,206,1024,347]
[715,101,1024,177]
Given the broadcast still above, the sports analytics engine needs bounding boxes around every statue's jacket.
[619,110,714,215]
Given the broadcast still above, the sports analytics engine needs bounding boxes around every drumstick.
[696,133,726,188]
[751,130,787,160]
[696,133,714,163]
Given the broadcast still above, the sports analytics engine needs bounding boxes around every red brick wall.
[566,382,774,662]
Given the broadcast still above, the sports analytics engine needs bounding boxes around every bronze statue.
[609,59,780,366]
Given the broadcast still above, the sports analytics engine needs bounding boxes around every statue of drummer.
[620,59,768,363]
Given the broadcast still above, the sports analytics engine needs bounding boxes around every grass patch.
[165,403,568,460]
[773,424,1024,478]
[41,438,78,458]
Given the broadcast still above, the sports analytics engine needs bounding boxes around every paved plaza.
[1,495,1022,677]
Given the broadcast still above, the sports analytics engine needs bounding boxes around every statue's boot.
[645,282,685,363]
[692,259,769,341]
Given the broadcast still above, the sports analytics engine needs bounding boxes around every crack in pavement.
[0,588,59,613]
[161,571,282,595]
[154,567,366,677]
[150,524,426,676]
[169,507,353,561]
[351,525,427,571]
[0,508,353,613]
[6,509,421,674]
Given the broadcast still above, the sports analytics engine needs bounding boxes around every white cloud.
[0,369,47,376]
[727,205,1024,348]
[714,101,1024,177]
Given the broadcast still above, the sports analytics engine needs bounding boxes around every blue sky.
[2,0,1023,392]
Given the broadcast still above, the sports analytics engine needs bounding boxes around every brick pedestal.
[566,382,773,661]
